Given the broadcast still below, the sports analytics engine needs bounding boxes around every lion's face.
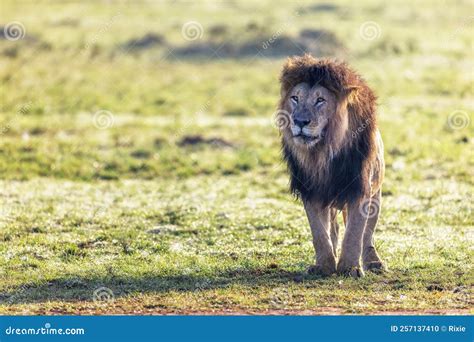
[284,82,337,148]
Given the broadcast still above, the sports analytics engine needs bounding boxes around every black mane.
[283,134,371,209]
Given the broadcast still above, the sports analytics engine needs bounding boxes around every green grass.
[0,0,472,314]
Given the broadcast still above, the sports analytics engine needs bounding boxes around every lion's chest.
[284,147,368,208]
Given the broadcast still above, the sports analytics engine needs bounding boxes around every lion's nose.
[294,119,310,128]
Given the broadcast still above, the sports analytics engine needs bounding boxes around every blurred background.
[1,0,472,180]
[0,0,472,314]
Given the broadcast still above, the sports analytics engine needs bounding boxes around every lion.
[277,54,385,278]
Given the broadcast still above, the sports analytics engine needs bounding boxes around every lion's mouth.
[294,134,318,143]
[293,128,326,145]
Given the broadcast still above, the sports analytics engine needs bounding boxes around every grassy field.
[0,0,472,315]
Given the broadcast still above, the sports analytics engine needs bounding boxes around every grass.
[0,0,472,314]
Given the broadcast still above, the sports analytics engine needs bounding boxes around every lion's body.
[278,55,385,277]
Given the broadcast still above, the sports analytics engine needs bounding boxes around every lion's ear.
[344,85,360,103]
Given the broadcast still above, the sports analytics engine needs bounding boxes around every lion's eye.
[290,96,298,104]
[315,97,325,105]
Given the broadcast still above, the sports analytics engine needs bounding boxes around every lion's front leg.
[337,199,368,278]
[303,201,336,276]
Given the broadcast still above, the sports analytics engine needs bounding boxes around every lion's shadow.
[1,266,318,305]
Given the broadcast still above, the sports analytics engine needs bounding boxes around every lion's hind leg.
[362,190,386,273]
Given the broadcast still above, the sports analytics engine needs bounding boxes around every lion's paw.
[364,260,386,273]
[337,264,365,278]
[307,264,336,277]
[363,247,385,273]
